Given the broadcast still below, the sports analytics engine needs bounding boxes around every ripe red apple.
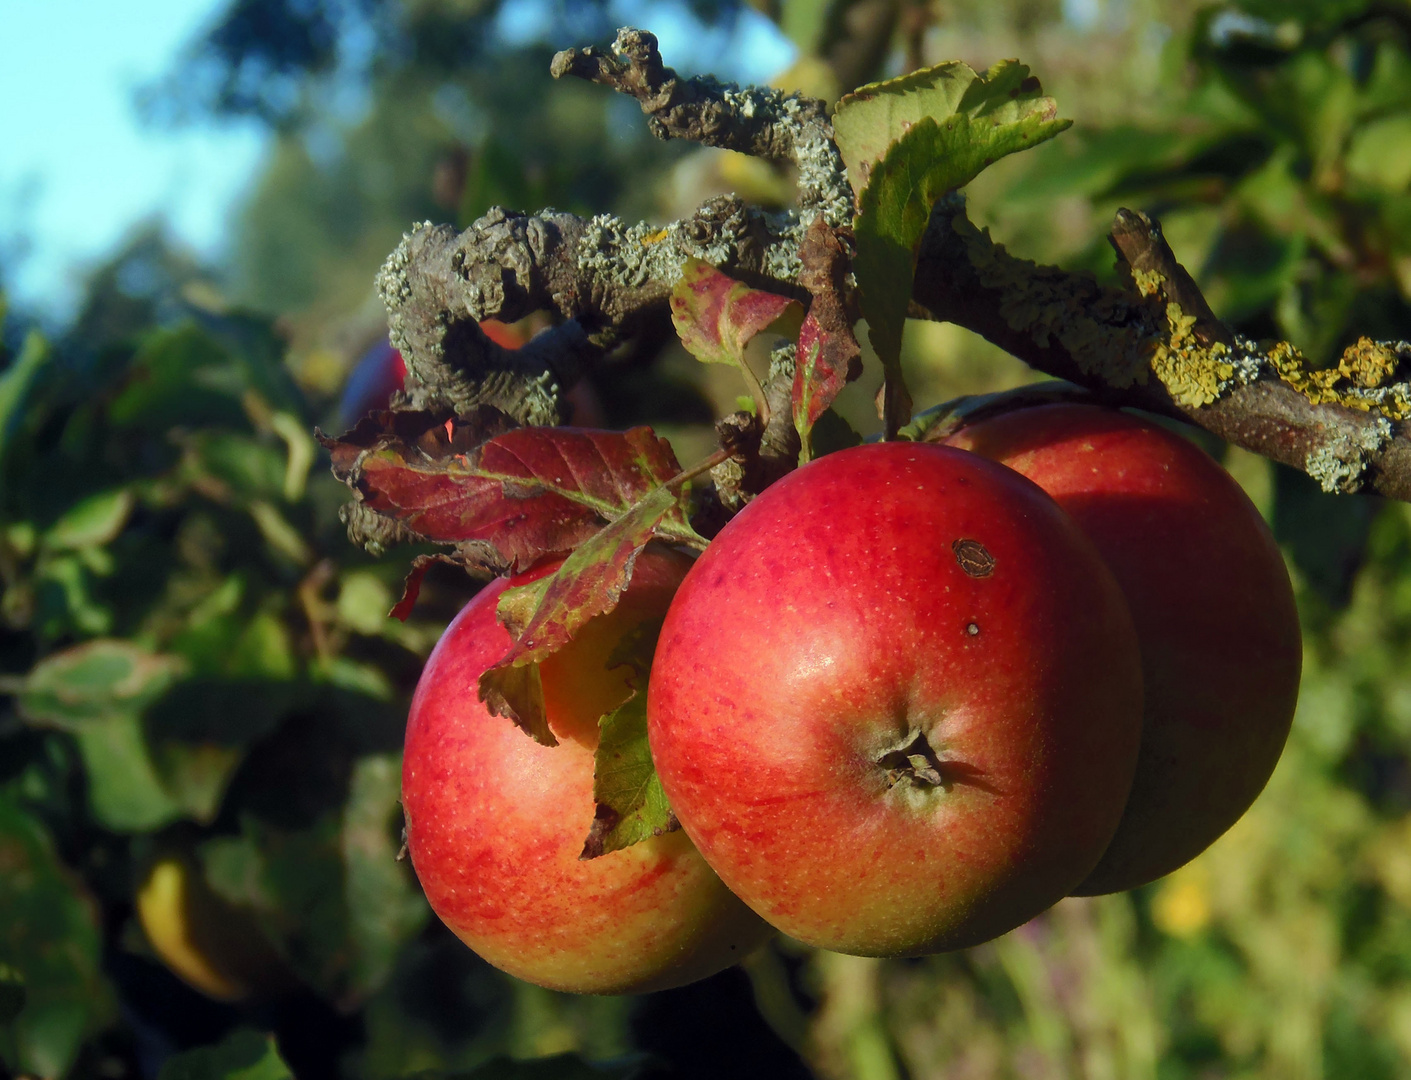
[402,548,771,994]
[946,403,1301,895]
[646,443,1144,956]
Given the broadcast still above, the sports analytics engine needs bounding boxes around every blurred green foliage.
[5,0,1411,1077]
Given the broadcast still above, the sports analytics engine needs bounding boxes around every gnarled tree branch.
[376,26,1411,504]
[913,200,1411,499]
[375,28,852,428]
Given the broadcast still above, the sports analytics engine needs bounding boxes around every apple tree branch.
[374,26,1411,503]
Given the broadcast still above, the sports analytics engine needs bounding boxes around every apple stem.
[739,359,771,433]
[667,448,732,491]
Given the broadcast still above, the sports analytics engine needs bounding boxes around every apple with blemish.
[646,443,1144,956]
[401,547,770,994]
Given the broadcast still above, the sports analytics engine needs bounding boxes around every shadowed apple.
[948,403,1301,894]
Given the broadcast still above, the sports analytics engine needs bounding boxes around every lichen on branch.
[915,202,1411,498]
[370,26,1411,506]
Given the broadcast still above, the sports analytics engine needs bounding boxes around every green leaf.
[479,486,683,746]
[581,690,678,859]
[0,331,49,471]
[838,61,1070,434]
[74,714,184,832]
[0,964,25,1026]
[44,488,136,551]
[0,794,108,1078]
[17,640,187,731]
[447,1053,652,1080]
[669,258,802,408]
[809,408,864,457]
[201,754,424,1007]
[158,1030,294,1080]
[833,60,1067,197]
[340,756,430,996]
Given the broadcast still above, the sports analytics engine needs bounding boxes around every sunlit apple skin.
[647,443,1144,957]
[947,404,1302,895]
[402,548,771,994]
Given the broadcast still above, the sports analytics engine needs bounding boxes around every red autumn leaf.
[388,552,498,622]
[323,407,697,571]
[793,218,863,463]
[670,259,802,397]
[478,485,681,745]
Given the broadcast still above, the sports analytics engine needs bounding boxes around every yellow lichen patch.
[1339,337,1402,389]
[1267,337,1411,419]
[1148,301,1235,408]
[1130,267,1166,298]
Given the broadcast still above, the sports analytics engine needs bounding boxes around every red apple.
[646,443,1144,956]
[947,404,1301,895]
[339,341,408,429]
[402,548,771,994]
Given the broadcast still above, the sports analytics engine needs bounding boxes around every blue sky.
[0,0,268,322]
[0,0,794,326]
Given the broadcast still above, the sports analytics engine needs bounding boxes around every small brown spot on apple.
[952,539,996,577]
[966,622,980,636]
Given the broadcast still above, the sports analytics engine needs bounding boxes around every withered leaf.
[793,218,862,463]
[389,548,506,622]
[323,407,694,570]
[670,258,802,395]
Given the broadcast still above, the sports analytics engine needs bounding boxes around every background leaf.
[0,964,24,1026]
[43,488,135,551]
[158,1029,294,1080]
[73,714,185,832]
[0,332,48,469]
[0,794,109,1078]
[200,753,425,1010]
[17,640,186,731]
[446,1052,654,1080]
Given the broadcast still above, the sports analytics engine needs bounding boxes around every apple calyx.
[877,730,947,790]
